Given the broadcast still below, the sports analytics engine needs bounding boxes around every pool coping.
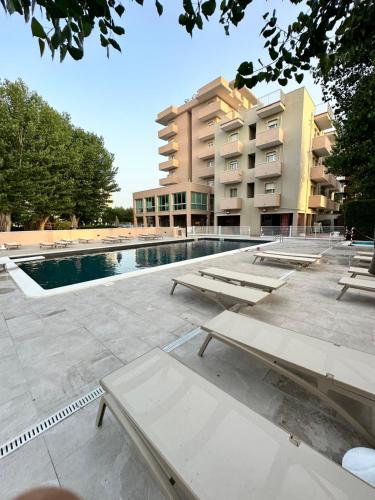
[5,239,275,299]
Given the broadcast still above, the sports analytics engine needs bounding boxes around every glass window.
[191,192,208,210]
[173,192,186,210]
[230,188,238,198]
[226,160,239,171]
[210,194,215,210]
[229,132,239,142]
[207,141,214,148]
[247,183,255,198]
[249,124,256,140]
[265,182,276,194]
[267,118,278,129]
[248,154,255,169]
[145,197,155,212]
[266,151,278,162]
[135,199,143,214]
[207,160,214,168]
[158,194,169,212]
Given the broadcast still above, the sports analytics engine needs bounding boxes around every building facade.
[133,77,340,232]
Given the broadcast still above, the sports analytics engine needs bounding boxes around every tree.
[2,0,374,91]
[102,206,134,225]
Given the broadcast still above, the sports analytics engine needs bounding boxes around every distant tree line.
[0,79,119,231]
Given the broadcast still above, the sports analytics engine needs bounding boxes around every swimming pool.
[351,241,374,247]
[19,239,263,290]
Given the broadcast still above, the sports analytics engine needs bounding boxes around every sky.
[0,1,323,207]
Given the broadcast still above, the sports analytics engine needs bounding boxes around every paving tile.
[0,354,28,407]
[0,391,38,444]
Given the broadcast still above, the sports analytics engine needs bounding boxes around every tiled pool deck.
[0,239,374,499]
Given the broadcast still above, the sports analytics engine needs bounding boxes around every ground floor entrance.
[217,215,240,226]
[191,214,208,226]
[261,213,293,228]
[173,214,187,228]
[158,215,170,227]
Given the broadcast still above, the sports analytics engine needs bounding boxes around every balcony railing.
[314,103,334,131]
[159,174,180,186]
[220,140,244,159]
[196,165,215,179]
[219,169,243,184]
[198,100,230,121]
[220,111,244,132]
[198,125,215,142]
[310,166,339,190]
[219,197,242,210]
[312,135,332,157]
[256,128,284,149]
[254,193,281,208]
[254,161,282,179]
[308,194,327,209]
[158,123,178,140]
[156,105,178,125]
[159,159,179,171]
[198,146,215,160]
[158,141,179,156]
[256,90,286,119]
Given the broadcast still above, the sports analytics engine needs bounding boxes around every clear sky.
[0,1,323,207]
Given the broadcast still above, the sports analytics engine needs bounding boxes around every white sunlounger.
[262,250,322,259]
[253,251,317,269]
[200,310,375,446]
[337,277,375,300]
[53,240,69,248]
[78,238,94,243]
[199,267,286,293]
[39,242,55,249]
[170,273,270,309]
[4,242,21,249]
[102,238,121,243]
[96,348,375,499]
[347,267,375,278]
[357,251,374,256]
[353,255,372,265]
[138,234,163,240]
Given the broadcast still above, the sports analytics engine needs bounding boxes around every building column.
[186,212,191,228]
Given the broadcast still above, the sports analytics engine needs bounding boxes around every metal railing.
[260,226,345,238]
[187,226,252,237]
[257,89,285,108]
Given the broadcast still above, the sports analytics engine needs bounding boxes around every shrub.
[344,200,375,238]
[54,219,72,230]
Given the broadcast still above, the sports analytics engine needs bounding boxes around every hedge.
[344,200,375,238]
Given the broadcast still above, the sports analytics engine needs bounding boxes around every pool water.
[351,241,374,247]
[19,239,261,290]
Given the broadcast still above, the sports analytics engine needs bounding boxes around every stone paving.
[0,238,374,499]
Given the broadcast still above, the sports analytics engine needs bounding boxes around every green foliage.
[0,79,119,230]
[102,206,134,225]
[54,219,72,230]
[326,73,375,200]
[344,200,375,238]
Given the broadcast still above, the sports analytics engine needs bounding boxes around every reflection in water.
[20,239,260,290]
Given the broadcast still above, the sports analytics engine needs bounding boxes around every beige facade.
[133,77,340,231]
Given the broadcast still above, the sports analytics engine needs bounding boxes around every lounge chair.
[199,267,286,293]
[348,267,375,278]
[357,251,374,256]
[78,238,94,243]
[262,250,322,259]
[199,310,375,446]
[4,242,21,250]
[138,234,163,240]
[61,239,75,245]
[96,348,375,499]
[170,273,269,309]
[39,242,55,249]
[337,277,375,300]
[118,234,134,240]
[253,251,317,269]
[54,240,69,248]
[102,237,120,243]
[353,255,372,265]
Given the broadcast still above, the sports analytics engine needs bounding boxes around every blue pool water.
[351,241,374,247]
[19,239,262,289]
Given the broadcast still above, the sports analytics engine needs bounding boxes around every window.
[229,132,238,142]
[247,183,255,198]
[173,192,186,210]
[266,151,278,162]
[145,197,155,212]
[265,182,275,194]
[207,179,214,187]
[207,120,215,127]
[210,194,215,210]
[158,194,169,212]
[169,154,175,160]
[249,124,256,140]
[267,118,278,129]
[230,188,238,198]
[248,154,255,169]
[207,159,214,168]
[135,199,143,214]
[191,192,208,210]
[226,160,239,171]
[207,141,214,148]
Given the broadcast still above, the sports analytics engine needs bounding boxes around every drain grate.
[163,327,201,352]
[0,386,104,460]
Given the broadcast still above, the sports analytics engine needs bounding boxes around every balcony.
[196,76,244,108]
[314,103,334,131]
[255,161,282,179]
[220,111,244,132]
[326,199,341,212]
[156,105,178,125]
[198,146,215,160]
[257,90,285,119]
[159,174,180,186]
[256,128,284,149]
[159,159,179,171]
[158,141,179,156]
[158,123,178,140]
[196,165,215,179]
[198,100,230,122]
[308,194,327,209]
[219,197,242,210]
[198,125,215,142]
[254,193,281,208]
[220,140,244,159]
[312,135,332,157]
[310,166,340,190]
[219,169,243,184]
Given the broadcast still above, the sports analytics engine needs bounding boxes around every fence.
[187,226,252,237]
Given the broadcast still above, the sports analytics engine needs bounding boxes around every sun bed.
[39,242,55,249]
[118,234,134,240]
[198,267,286,293]
[200,310,375,446]
[357,251,374,256]
[96,348,375,499]
[348,267,375,278]
[353,255,372,265]
[337,277,375,300]
[78,238,94,243]
[170,273,269,309]
[253,251,317,269]
[54,240,69,248]
[61,239,75,245]
[102,237,120,243]
[4,242,21,249]
[138,234,163,240]
[262,250,322,259]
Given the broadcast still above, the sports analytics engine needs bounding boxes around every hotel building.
[133,76,340,233]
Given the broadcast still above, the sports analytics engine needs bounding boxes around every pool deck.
[0,238,374,498]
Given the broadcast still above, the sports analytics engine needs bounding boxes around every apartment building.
[133,76,340,232]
